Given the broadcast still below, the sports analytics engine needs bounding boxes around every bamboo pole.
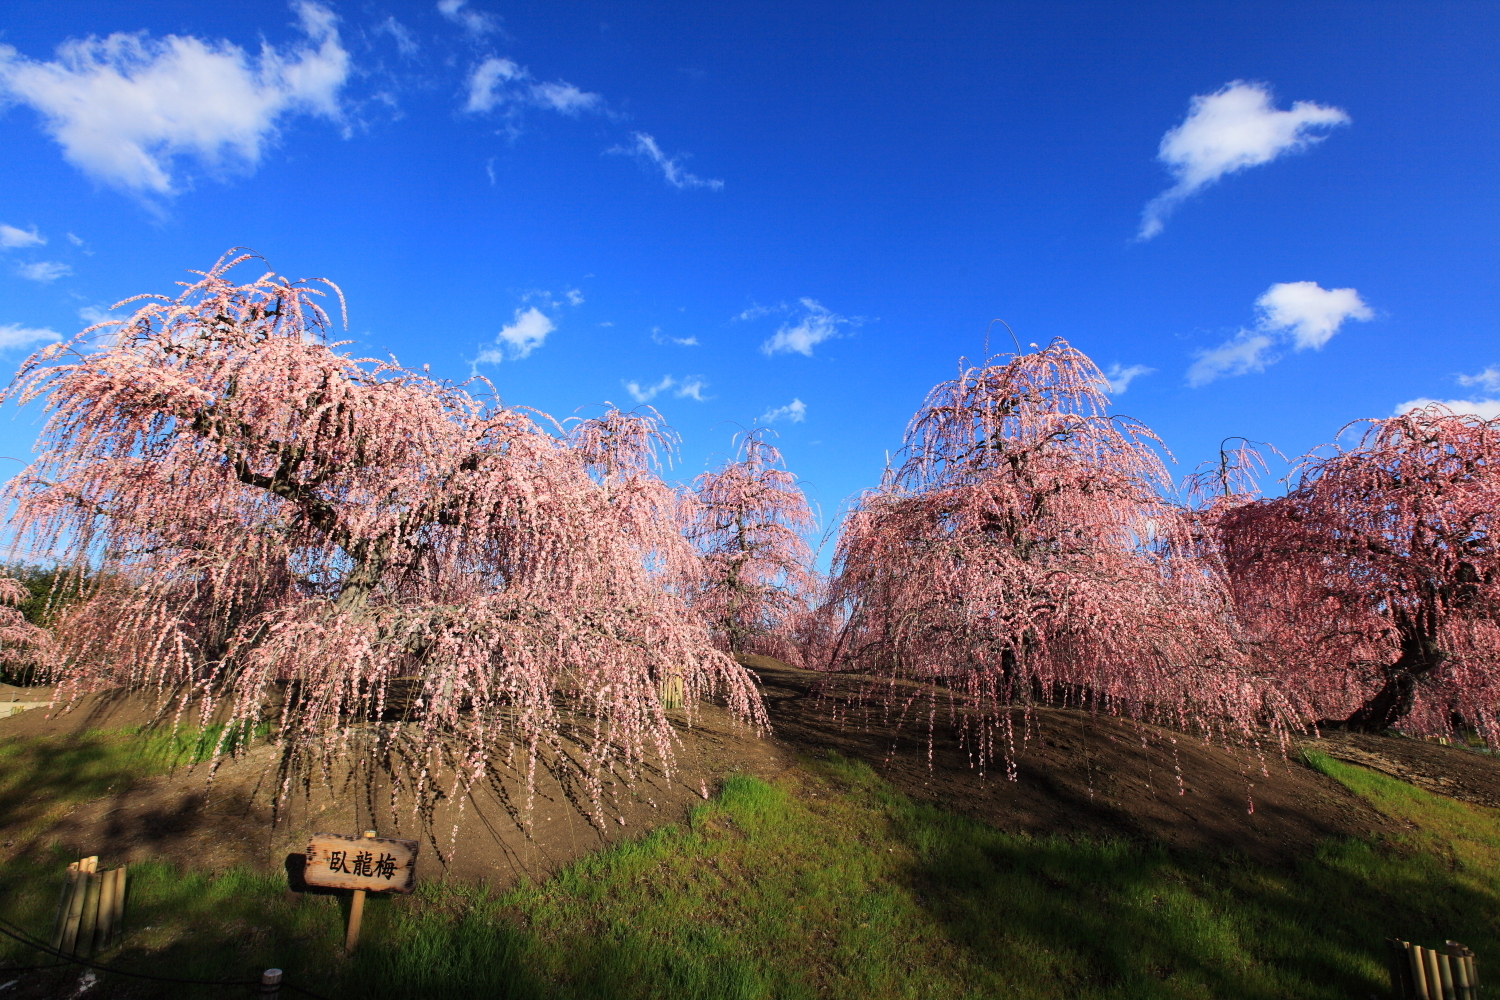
[1426,949,1446,1000]
[95,867,117,950]
[1438,952,1457,1000]
[76,872,102,958]
[110,865,127,943]
[343,830,377,953]
[50,862,81,952]
[260,968,283,996]
[59,859,92,957]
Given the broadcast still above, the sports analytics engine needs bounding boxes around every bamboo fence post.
[343,830,377,953]
[59,858,93,957]
[110,865,127,943]
[260,968,283,996]
[1411,945,1434,1000]
[1427,949,1447,1000]
[50,862,81,952]
[1439,951,1457,1000]
[94,867,119,950]
[76,872,102,958]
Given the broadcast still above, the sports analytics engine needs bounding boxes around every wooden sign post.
[303,829,419,952]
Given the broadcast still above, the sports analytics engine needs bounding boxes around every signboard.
[303,833,419,894]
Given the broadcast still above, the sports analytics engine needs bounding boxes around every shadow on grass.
[844,752,1500,1000]
[0,750,1495,999]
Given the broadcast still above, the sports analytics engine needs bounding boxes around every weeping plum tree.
[831,341,1299,754]
[1,252,763,806]
[1216,406,1500,739]
[687,429,816,662]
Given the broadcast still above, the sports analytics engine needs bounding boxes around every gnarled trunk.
[1340,634,1446,733]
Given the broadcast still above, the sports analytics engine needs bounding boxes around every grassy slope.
[0,738,1496,999]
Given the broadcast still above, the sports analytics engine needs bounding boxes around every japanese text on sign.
[303,833,419,894]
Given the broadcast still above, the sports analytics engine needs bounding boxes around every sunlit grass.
[0,743,1495,998]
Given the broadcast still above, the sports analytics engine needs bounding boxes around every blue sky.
[1,1,1496,547]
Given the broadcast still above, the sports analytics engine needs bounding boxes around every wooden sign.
[303,832,419,894]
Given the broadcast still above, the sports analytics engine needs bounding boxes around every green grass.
[0,745,1496,998]
[0,722,268,838]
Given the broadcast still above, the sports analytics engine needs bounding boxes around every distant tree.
[687,429,816,662]
[0,576,53,686]
[1,252,764,803]
[1216,407,1500,739]
[830,341,1294,753]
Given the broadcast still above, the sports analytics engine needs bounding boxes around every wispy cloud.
[761,299,850,357]
[676,377,709,401]
[1188,281,1371,387]
[436,0,502,37]
[375,16,420,57]
[651,327,698,347]
[16,261,71,282]
[1394,367,1500,421]
[565,288,584,306]
[0,224,45,249]
[0,2,350,196]
[0,323,62,349]
[477,305,554,362]
[609,132,722,191]
[622,374,710,403]
[1457,367,1500,392]
[758,398,806,424]
[1395,397,1500,421]
[1139,81,1349,240]
[464,57,600,117]
[1102,363,1154,394]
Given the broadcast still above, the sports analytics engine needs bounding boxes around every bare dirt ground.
[2,658,1496,890]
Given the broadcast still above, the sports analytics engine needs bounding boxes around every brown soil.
[2,660,1497,889]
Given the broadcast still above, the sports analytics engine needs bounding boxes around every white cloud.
[732,303,777,322]
[375,16,419,57]
[1139,81,1349,240]
[477,306,554,362]
[565,288,584,306]
[761,299,848,357]
[1186,333,1278,387]
[609,132,722,191]
[437,0,501,36]
[0,323,62,349]
[464,57,600,117]
[16,261,71,282]
[675,377,709,401]
[1188,281,1371,387]
[0,3,349,196]
[1396,397,1500,421]
[1254,281,1372,350]
[1102,363,1154,394]
[758,398,807,424]
[0,224,45,248]
[1456,367,1500,392]
[622,374,710,403]
[651,327,698,347]
[624,375,675,403]
[532,81,599,114]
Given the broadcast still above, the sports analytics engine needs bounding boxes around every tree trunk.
[1339,635,1446,733]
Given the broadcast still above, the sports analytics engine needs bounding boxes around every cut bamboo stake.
[59,861,91,956]
[110,865,127,943]
[50,862,81,952]
[76,872,101,958]
[1412,945,1433,1000]
[260,968,283,996]
[1427,949,1446,1000]
[343,830,376,953]
[1439,951,1457,1000]
[95,867,117,950]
